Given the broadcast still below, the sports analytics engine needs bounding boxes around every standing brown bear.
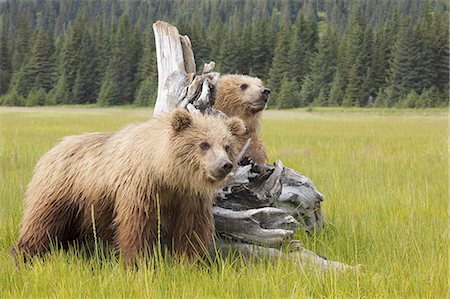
[214,74,270,170]
[13,109,245,265]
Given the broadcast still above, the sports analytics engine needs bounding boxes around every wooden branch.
[153,21,191,116]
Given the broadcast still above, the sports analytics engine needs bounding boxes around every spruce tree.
[60,16,85,103]
[277,76,296,109]
[15,28,55,97]
[298,75,314,107]
[0,21,11,95]
[97,74,119,106]
[134,78,155,107]
[343,64,361,107]
[390,26,417,101]
[218,27,240,73]
[310,27,337,100]
[76,30,101,103]
[249,20,272,78]
[328,71,345,106]
[267,25,291,97]
[135,24,157,105]
[312,88,328,107]
[12,11,32,72]
[101,14,141,104]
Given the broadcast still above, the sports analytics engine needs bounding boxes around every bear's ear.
[171,109,192,133]
[226,117,246,137]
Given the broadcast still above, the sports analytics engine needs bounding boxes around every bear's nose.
[222,161,233,173]
[262,88,271,97]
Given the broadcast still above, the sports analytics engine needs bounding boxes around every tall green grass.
[0,107,447,298]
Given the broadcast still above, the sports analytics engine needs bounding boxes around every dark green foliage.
[26,88,47,106]
[397,90,419,108]
[97,75,119,106]
[277,77,297,109]
[298,75,314,107]
[135,78,156,107]
[288,13,318,86]
[0,89,25,106]
[267,25,291,96]
[0,22,11,95]
[310,27,337,101]
[312,88,328,107]
[0,0,447,108]
[15,29,55,96]
[328,71,345,106]
[103,15,141,104]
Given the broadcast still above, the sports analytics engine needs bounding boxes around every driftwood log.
[152,21,359,272]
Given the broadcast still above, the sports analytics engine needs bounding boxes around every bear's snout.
[209,158,233,181]
[221,161,233,173]
[261,88,271,97]
[260,88,271,104]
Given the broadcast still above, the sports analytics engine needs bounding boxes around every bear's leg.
[170,202,214,260]
[14,199,81,261]
[114,193,158,266]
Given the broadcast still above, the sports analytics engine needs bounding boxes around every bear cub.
[13,109,245,265]
[214,74,270,171]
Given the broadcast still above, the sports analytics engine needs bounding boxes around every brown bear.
[214,74,270,170]
[12,109,245,266]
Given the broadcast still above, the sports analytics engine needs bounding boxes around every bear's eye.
[199,142,210,150]
[224,145,231,153]
[240,84,248,91]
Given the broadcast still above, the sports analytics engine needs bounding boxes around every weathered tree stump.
[152,21,360,272]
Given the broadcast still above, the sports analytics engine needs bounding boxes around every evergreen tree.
[343,64,361,107]
[287,13,318,87]
[76,30,101,103]
[12,11,32,71]
[1,89,25,106]
[101,14,141,105]
[0,21,11,95]
[397,90,418,108]
[135,78,156,107]
[312,88,328,107]
[249,20,272,79]
[217,26,240,73]
[328,71,345,106]
[429,12,449,93]
[310,27,337,100]
[97,74,119,106]
[340,6,372,106]
[298,75,314,107]
[26,88,47,106]
[50,71,69,104]
[267,25,291,97]
[15,28,55,96]
[390,26,417,101]
[277,76,296,109]
[59,16,85,103]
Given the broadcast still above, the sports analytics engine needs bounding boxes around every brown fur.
[13,109,245,265]
[214,74,270,167]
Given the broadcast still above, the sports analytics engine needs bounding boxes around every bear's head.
[214,74,271,119]
[169,109,246,187]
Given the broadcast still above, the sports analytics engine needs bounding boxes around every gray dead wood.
[152,20,360,272]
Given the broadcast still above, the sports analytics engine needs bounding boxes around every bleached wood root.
[215,160,325,245]
[214,240,364,273]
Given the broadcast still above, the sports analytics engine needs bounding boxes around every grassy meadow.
[0,107,447,298]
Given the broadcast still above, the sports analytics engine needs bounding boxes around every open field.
[0,107,447,298]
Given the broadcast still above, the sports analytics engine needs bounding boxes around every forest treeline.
[0,0,448,108]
